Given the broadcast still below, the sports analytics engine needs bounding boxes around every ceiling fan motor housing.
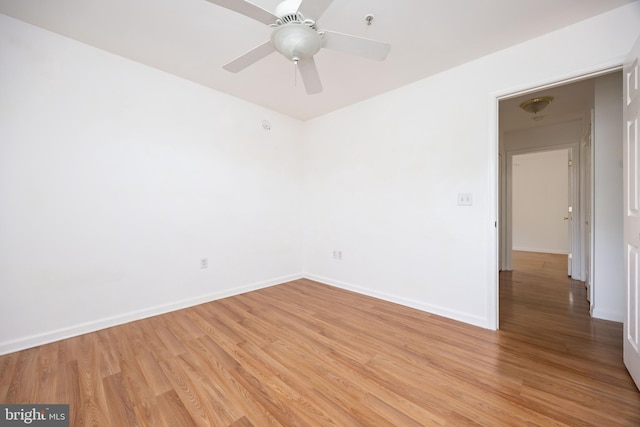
[274,0,301,18]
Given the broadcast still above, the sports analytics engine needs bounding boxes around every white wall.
[1,2,639,353]
[592,72,624,321]
[303,3,640,329]
[504,120,583,152]
[512,150,569,254]
[0,14,304,354]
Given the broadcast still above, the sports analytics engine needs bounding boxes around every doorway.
[497,70,624,328]
[512,149,570,259]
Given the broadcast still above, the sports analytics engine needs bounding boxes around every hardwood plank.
[158,356,220,426]
[180,338,283,427]
[4,346,39,403]
[135,350,173,397]
[0,251,638,425]
[93,329,121,378]
[173,353,237,426]
[74,335,111,426]
[102,372,138,426]
[228,416,255,427]
[234,340,339,426]
[155,326,188,357]
[155,389,197,427]
[63,361,84,427]
[230,362,310,427]
[33,343,58,404]
[0,352,17,401]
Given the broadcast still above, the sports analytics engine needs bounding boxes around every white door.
[623,34,640,390]
[583,121,593,305]
[567,146,581,280]
[568,148,574,277]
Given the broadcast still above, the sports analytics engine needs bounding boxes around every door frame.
[504,145,578,273]
[489,64,622,330]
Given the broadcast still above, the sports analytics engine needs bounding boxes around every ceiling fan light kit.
[271,21,322,62]
[205,0,391,94]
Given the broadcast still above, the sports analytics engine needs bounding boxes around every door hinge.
[568,159,573,166]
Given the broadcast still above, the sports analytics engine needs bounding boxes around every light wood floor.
[1,252,639,426]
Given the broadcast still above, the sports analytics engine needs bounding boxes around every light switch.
[458,193,473,206]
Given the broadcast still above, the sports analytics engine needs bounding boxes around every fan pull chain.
[293,59,298,88]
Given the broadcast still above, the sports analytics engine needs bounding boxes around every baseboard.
[304,274,489,329]
[0,273,303,356]
[591,307,623,323]
[512,247,569,255]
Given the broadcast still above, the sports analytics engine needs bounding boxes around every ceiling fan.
[205,0,391,94]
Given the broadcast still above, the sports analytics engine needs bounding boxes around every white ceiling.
[0,0,634,121]
[499,77,597,134]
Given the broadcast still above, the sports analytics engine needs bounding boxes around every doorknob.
[563,217,569,220]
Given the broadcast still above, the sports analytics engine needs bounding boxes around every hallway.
[499,251,639,424]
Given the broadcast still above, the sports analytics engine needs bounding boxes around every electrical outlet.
[333,250,343,260]
[200,258,208,269]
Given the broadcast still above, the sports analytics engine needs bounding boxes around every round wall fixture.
[262,120,271,130]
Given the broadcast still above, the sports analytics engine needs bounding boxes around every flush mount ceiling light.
[519,96,554,114]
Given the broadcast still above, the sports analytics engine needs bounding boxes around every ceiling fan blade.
[297,57,323,94]
[322,30,391,61]
[204,0,278,25]
[297,0,334,20]
[223,41,275,72]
